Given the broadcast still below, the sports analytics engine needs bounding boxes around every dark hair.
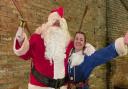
[74,31,86,43]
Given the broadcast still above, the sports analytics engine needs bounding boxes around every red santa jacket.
[14,33,73,87]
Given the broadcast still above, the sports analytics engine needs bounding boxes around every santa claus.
[13,7,73,89]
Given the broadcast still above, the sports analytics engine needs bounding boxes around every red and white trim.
[53,60,65,79]
[115,37,128,56]
[13,33,30,56]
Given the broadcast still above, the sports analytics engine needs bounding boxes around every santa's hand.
[45,21,53,28]
[16,27,25,43]
[124,32,128,45]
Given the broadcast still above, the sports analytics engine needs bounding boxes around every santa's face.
[48,12,61,26]
[74,33,85,52]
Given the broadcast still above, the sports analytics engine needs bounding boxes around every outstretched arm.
[88,43,118,67]
[88,32,128,67]
[13,21,31,60]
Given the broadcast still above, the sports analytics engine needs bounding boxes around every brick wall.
[1,0,128,89]
[106,0,128,88]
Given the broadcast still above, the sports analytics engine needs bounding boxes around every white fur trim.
[84,43,96,56]
[53,60,65,79]
[115,37,128,56]
[28,83,51,89]
[13,33,29,56]
[28,83,67,89]
[70,52,84,68]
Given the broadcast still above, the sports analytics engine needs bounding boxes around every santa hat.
[47,6,64,25]
[51,6,64,18]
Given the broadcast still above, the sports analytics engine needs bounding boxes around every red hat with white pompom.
[47,6,64,26]
[51,6,64,18]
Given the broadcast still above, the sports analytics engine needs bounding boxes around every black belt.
[31,66,67,89]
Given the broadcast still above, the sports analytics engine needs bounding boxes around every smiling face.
[74,32,86,52]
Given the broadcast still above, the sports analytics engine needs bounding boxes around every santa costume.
[13,7,73,89]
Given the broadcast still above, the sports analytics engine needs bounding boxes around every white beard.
[43,26,68,63]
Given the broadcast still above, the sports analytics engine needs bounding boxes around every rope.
[11,0,31,35]
[120,0,128,12]
[11,0,23,18]
[78,5,88,32]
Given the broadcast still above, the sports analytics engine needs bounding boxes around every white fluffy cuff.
[84,43,96,56]
[13,33,30,56]
[115,37,128,56]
